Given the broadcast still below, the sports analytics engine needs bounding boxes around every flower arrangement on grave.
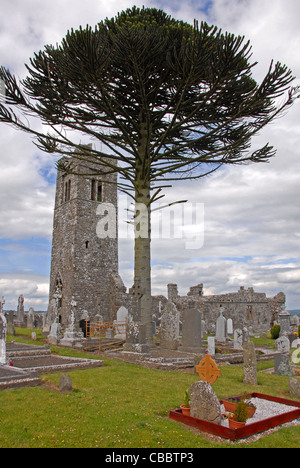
[233,400,249,422]
[180,388,190,416]
[223,397,240,412]
[227,400,250,429]
[223,397,256,418]
[244,399,256,417]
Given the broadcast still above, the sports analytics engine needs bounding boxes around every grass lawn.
[1,333,300,448]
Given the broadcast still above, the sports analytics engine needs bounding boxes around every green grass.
[0,335,300,448]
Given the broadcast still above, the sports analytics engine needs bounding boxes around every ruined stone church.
[45,157,285,334]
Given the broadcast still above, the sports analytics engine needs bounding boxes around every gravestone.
[31,332,37,341]
[243,327,250,343]
[279,310,291,337]
[227,318,233,335]
[274,353,295,376]
[207,336,215,355]
[0,297,7,365]
[234,328,243,350]
[123,321,149,354]
[60,311,84,348]
[7,310,15,336]
[276,335,290,354]
[181,308,202,351]
[48,317,64,345]
[160,302,180,350]
[189,381,221,424]
[27,307,35,329]
[15,294,25,327]
[114,306,128,339]
[243,341,257,385]
[289,377,300,398]
[59,374,72,394]
[215,308,227,343]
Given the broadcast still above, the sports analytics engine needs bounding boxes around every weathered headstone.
[243,341,257,385]
[48,317,64,345]
[59,374,72,393]
[15,294,25,327]
[123,321,149,354]
[160,302,180,350]
[274,353,295,376]
[31,332,37,341]
[0,297,7,365]
[215,308,227,343]
[243,327,250,343]
[27,307,35,329]
[114,306,128,339]
[279,310,291,337]
[207,336,215,356]
[289,377,300,397]
[7,310,15,336]
[227,318,233,335]
[60,311,84,348]
[181,308,202,351]
[276,335,290,354]
[234,328,243,350]
[189,381,222,424]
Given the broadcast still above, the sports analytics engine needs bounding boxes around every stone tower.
[45,151,119,330]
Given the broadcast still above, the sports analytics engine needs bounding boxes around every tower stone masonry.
[45,153,119,330]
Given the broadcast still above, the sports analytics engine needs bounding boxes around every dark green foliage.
[233,400,249,423]
[271,324,281,340]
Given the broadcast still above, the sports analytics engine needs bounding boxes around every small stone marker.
[195,354,221,384]
[59,374,72,393]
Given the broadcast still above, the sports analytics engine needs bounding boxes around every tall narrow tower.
[46,152,118,329]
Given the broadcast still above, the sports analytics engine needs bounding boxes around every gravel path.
[221,397,299,427]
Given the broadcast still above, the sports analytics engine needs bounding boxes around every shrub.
[233,400,249,423]
[271,324,280,339]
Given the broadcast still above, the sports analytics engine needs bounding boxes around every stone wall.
[166,284,285,334]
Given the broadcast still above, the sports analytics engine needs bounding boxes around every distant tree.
[0,7,298,345]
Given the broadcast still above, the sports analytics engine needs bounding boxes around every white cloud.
[0,274,49,310]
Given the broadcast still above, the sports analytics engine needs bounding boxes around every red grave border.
[169,393,300,441]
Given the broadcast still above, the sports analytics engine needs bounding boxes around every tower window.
[85,241,89,249]
[64,179,71,202]
[97,184,103,202]
[91,179,97,201]
[91,179,103,202]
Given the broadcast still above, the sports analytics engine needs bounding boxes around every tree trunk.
[134,179,153,346]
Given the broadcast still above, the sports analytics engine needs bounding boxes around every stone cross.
[196,354,221,384]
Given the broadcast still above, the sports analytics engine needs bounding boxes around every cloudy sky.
[0,0,299,311]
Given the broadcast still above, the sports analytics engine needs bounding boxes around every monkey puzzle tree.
[0,7,298,345]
